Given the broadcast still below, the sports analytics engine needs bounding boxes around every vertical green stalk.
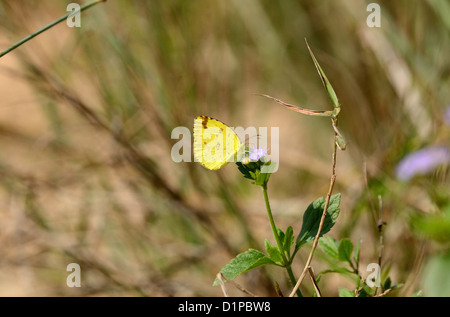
[262,184,302,297]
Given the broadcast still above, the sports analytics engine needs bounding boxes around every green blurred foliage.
[422,252,450,297]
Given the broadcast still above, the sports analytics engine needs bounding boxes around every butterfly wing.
[193,116,243,170]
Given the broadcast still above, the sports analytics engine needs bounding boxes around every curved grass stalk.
[0,0,107,59]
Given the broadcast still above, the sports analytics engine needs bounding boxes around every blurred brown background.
[0,0,448,296]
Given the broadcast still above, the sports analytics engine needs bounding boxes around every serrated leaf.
[296,193,341,250]
[213,249,275,286]
[283,226,294,254]
[338,238,354,263]
[319,236,339,259]
[265,239,283,264]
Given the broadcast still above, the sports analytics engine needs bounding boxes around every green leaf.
[213,249,275,286]
[305,39,340,109]
[265,239,283,264]
[316,266,355,290]
[236,159,274,187]
[338,238,354,263]
[358,283,376,297]
[353,237,361,267]
[382,277,391,291]
[276,227,285,245]
[357,288,369,297]
[338,288,354,297]
[318,267,354,276]
[255,161,276,186]
[296,193,341,250]
[336,134,347,150]
[318,236,339,260]
[283,226,294,254]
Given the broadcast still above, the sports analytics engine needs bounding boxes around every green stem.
[262,184,302,297]
[0,0,106,59]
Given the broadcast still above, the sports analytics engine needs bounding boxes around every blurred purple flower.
[248,148,267,161]
[396,146,450,181]
[445,106,450,126]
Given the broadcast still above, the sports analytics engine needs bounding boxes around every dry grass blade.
[217,273,257,297]
[258,94,333,117]
[274,281,284,297]
[216,273,229,297]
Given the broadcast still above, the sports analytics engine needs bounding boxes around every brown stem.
[217,273,257,297]
[307,267,322,297]
[289,118,338,297]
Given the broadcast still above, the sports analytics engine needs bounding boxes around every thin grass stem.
[0,0,106,59]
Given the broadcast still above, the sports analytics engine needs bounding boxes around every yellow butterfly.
[193,116,244,170]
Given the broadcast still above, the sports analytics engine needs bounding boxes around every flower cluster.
[236,147,275,186]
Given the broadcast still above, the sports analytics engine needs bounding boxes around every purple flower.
[445,106,450,126]
[248,148,267,161]
[396,146,450,181]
